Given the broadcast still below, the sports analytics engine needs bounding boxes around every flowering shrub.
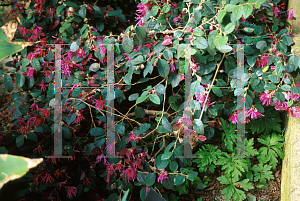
[0,0,300,200]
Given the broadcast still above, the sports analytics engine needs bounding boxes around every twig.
[127,109,171,118]
[142,78,168,139]
[196,54,226,120]
[0,102,11,111]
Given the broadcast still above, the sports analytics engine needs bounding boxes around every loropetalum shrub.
[0,0,300,200]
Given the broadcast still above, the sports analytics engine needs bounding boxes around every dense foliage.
[0,0,299,200]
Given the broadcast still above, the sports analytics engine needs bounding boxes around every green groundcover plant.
[0,0,299,200]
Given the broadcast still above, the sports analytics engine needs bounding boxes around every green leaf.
[256,182,268,189]
[283,34,293,46]
[264,83,276,91]
[194,10,202,25]
[232,6,243,21]
[156,154,169,169]
[130,55,145,65]
[174,175,185,185]
[254,26,262,35]
[161,117,172,132]
[134,107,145,118]
[31,58,40,71]
[56,5,65,14]
[0,154,43,189]
[281,85,291,91]
[257,134,284,168]
[268,74,280,83]
[96,21,104,32]
[138,124,150,134]
[4,74,13,92]
[161,152,173,160]
[193,119,204,134]
[212,86,222,97]
[225,4,236,12]
[22,58,30,67]
[78,6,87,19]
[66,113,76,125]
[0,29,10,41]
[169,161,178,172]
[89,63,100,72]
[151,5,159,16]
[240,5,253,19]
[224,23,235,34]
[173,31,183,39]
[256,41,267,51]
[251,164,274,183]
[217,10,226,23]
[65,1,78,8]
[275,91,285,103]
[217,175,231,185]
[145,173,156,187]
[16,74,25,89]
[217,45,233,53]
[90,127,105,136]
[203,1,215,14]
[136,27,147,44]
[157,14,166,24]
[121,189,130,201]
[247,56,257,67]
[140,187,148,201]
[16,135,24,147]
[129,93,139,101]
[0,41,22,62]
[115,124,125,134]
[154,84,166,94]
[157,59,170,78]
[136,94,148,105]
[245,138,259,157]
[149,94,161,104]
[162,4,171,13]
[238,179,254,191]
[194,37,208,49]
[162,175,174,189]
[213,33,228,48]
[122,37,134,54]
[187,171,198,181]
[243,27,254,33]
[272,25,278,32]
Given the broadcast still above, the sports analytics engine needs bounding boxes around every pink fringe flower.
[245,105,265,119]
[26,67,36,78]
[288,8,295,21]
[157,170,169,184]
[273,6,280,18]
[259,90,274,106]
[65,186,77,199]
[135,2,150,26]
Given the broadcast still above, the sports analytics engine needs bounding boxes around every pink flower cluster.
[195,90,216,109]
[288,8,294,21]
[157,170,169,184]
[228,105,264,124]
[135,2,150,26]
